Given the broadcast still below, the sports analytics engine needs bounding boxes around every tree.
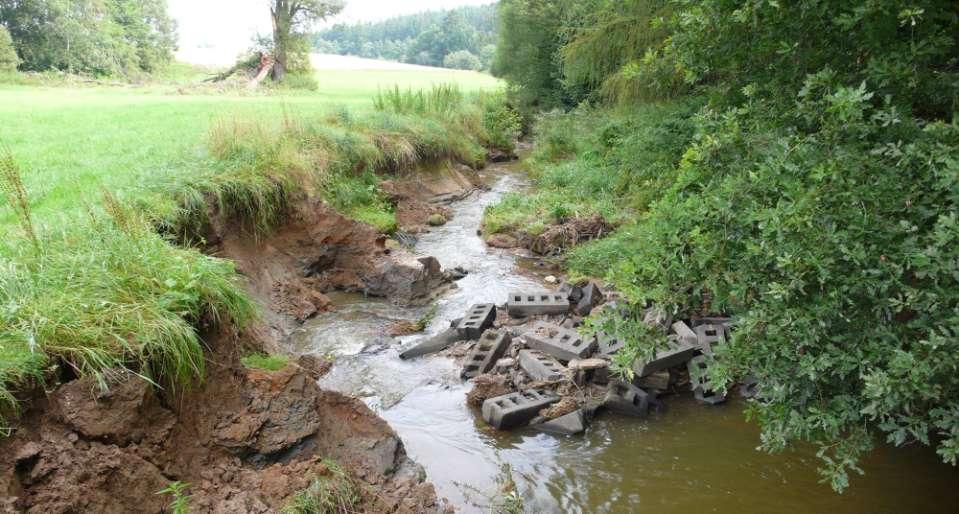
[0,25,18,72]
[443,50,480,71]
[269,0,343,81]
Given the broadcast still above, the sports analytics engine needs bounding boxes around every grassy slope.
[0,68,504,426]
[0,68,500,228]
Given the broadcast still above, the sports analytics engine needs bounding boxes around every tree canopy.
[0,0,177,76]
[269,0,343,80]
[313,3,497,70]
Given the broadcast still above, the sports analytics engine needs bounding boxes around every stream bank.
[295,161,959,513]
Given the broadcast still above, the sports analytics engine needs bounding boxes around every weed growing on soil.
[157,481,192,514]
[282,460,360,514]
[241,353,290,372]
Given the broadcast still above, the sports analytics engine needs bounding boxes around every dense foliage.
[0,0,177,76]
[490,0,959,490]
[0,25,17,71]
[313,4,497,70]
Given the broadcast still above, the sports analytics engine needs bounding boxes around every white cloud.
[169,0,494,65]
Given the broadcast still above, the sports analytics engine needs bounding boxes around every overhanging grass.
[0,84,512,428]
[240,353,290,372]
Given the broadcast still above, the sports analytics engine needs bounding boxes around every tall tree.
[269,0,343,81]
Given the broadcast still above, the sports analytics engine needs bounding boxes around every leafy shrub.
[0,26,18,72]
[480,92,521,151]
[443,50,482,71]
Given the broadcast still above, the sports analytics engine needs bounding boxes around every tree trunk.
[270,2,288,82]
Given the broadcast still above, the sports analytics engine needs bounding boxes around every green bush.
[0,26,18,72]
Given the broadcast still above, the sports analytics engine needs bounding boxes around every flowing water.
[290,163,959,513]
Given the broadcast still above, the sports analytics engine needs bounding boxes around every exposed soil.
[483,213,614,256]
[0,169,486,513]
[380,163,484,233]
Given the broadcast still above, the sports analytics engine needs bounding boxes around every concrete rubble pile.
[399,281,757,436]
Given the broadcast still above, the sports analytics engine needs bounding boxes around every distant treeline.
[0,0,176,76]
[312,3,497,71]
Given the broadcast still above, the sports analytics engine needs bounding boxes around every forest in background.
[312,3,496,70]
[487,0,959,491]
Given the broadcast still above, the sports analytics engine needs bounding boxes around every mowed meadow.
[0,65,501,226]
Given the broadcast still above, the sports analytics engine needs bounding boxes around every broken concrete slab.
[482,389,560,430]
[518,349,566,382]
[506,291,570,318]
[671,320,698,345]
[534,409,587,436]
[569,357,611,385]
[575,282,605,316]
[455,303,496,340]
[631,335,698,377]
[525,322,597,362]
[494,358,516,372]
[461,330,512,379]
[399,328,460,360]
[688,355,727,405]
[604,381,652,417]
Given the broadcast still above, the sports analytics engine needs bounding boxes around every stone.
[482,389,560,430]
[688,355,727,405]
[455,303,497,340]
[595,331,625,358]
[671,320,698,345]
[544,275,558,284]
[506,291,571,317]
[399,328,460,360]
[524,321,597,362]
[739,375,760,399]
[534,409,587,436]
[495,358,517,372]
[575,282,605,316]
[461,330,512,379]
[634,370,670,392]
[694,323,728,355]
[427,213,447,226]
[603,381,652,417]
[631,335,698,377]
[518,349,566,382]
[559,282,584,303]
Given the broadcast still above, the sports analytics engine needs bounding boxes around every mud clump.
[0,337,440,513]
[466,374,513,407]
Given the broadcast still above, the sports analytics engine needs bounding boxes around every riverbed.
[290,163,959,513]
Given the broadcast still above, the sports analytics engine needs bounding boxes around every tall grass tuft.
[282,460,361,514]
[373,84,465,116]
[0,151,40,255]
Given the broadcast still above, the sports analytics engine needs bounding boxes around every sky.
[168,0,493,63]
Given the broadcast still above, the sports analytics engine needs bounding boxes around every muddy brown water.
[290,163,959,513]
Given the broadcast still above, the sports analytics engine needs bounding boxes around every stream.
[290,162,959,513]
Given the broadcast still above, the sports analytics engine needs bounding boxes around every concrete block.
[525,322,597,362]
[603,381,652,417]
[631,335,698,377]
[595,331,625,357]
[694,323,727,355]
[507,291,570,318]
[399,328,460,360]
[569,358,610,385]
[688,355,727,405]
[482,389,560,430]
[534,409,586,436]
[461,330,512,379]
[691,316,733,329]
[575,282,605,316]
[455,303,496,340]
[518,349,565,382]
[671,320,698,345]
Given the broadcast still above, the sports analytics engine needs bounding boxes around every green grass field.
[0,67,500,227]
